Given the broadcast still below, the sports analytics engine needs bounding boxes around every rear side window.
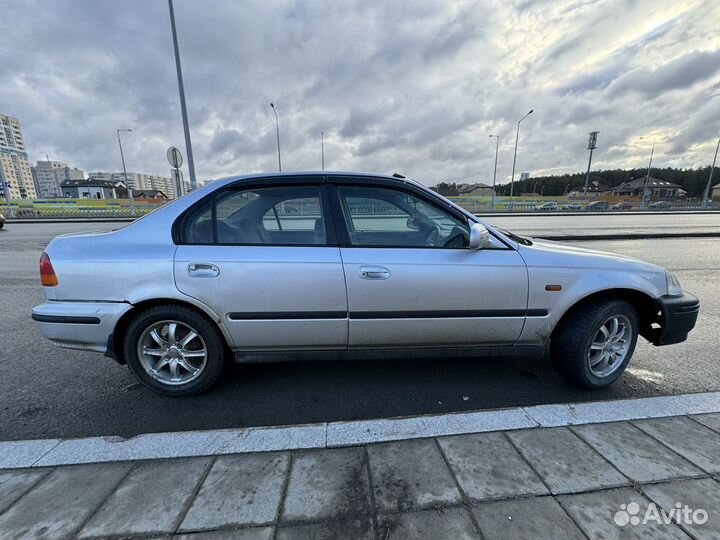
[179,185,327,245]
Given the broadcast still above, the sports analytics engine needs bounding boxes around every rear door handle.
[187,263,220,278]
[359,266,390,280]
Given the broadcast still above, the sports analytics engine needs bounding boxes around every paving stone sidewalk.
[2,413,720,539]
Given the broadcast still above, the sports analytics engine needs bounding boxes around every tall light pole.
[640,137,655,209]
[168,0,197,190]
[702,136,720,209]
[321,131,325,171]
[116,128,135,216]
[269,103,282,171]
[583,131,599,200]
[509,109,534,211]
[489,135,499,211]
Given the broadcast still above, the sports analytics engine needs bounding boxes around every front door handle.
[187,263,220,278]
[359,265,390,280]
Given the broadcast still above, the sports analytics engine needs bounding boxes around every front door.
[174,180,348,350]
[330,180,529,348]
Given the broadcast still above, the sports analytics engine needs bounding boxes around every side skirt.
[234,345,546,364]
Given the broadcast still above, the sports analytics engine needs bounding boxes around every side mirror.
[469,222,490,250]
[406,217,420,230]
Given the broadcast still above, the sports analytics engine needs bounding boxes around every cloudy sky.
[1,0,719,186]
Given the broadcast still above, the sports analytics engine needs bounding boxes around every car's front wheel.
[123,305,226,396]
[551,299,639,389]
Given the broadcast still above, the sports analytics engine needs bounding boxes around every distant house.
[456,183,495,196]
[60,179,118,199]
[609,177,685,199]
[712,183,720,201]
[568,181,609,198]
[132,189,168,200]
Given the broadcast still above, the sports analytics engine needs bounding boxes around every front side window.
[180,185,327,245]
[337,186,470,248]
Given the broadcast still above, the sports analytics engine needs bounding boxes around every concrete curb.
[2,391,718,470]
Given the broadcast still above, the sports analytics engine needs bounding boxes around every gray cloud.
[0,0,719,187]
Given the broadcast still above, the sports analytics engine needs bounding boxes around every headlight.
[666,271,683,297]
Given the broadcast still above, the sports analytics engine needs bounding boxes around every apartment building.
[32,160,85,198]
[0,113,36,199]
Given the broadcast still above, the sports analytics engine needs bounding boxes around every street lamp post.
[489,135,499,211]
[321,131,325,171]
[270,103,281,172]
[168,0,197,191]
[583,131,599,200]
[116,129,135,216]
[702,136,720,209]
[509,109,534,211]
[640,138,655,209]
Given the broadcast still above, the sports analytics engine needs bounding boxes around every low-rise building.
[61,179,118,199]
[712,183,720,201]
[609,177,685,199]
[132,189,168,199]
[568,181,609,198]
[88,171,181,199]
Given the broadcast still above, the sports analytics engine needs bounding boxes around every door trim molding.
[227,309,548,320]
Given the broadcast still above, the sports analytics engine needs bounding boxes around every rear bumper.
[654,293,700,346]
[32,301,132,354]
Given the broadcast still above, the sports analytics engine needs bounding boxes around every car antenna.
[392,172,406,179]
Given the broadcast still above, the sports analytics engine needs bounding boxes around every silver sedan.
[33,172,699,396]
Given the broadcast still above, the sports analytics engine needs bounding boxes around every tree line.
[433,166,717,197]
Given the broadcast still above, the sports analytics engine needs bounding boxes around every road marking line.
[1,391,719,470]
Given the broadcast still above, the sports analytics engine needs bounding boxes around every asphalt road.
[483,212,720,237]
[1,221,718,441]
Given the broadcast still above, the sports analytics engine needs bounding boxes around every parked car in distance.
[0,212,5,229]
[32,172,700,396]
[649,200,672,209]
[560,203,583,211]
[611,201,634,210]
[586,200,610,211]
[534,201,558,211]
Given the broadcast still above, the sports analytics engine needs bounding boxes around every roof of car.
[205,171,428,191]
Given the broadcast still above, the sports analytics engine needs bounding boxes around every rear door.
[329,177,529,348]
[174,177,348,350]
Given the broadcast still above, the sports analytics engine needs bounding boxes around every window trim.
[328,179,509,250]
[173,179,338,247]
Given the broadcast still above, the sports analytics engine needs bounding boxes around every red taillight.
[39,252,58,287]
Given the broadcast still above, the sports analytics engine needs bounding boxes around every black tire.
[551,299,639,389]
[123,304,226,396]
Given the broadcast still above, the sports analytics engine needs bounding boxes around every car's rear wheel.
[123,305,225,396]
[551,299,639,389]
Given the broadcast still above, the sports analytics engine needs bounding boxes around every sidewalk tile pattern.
[437,432,548,500]
[78,457,211,539]
[642,478,720,540]
[507,427,629,493]
[378,507,478,540]
[0,462,131,540]
[559,487,691,539]
[276,518,374,540]
[472,496,585,540]
[0,469,48,514]
[367,439,461,512]
[1,415,720,540]
[572,421,702,482]
[633,416,720,473]
[180,453,288,531]
[281,447,371,522]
